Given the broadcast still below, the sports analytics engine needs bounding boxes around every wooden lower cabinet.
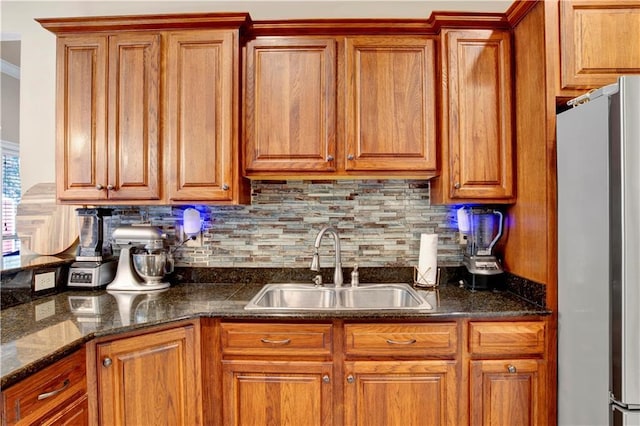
[222,360,334,426]
[469,358,546,426]
[95,322,202,426]
[467,320,548,426]
[344,360,458,426]
[1,347,88,426]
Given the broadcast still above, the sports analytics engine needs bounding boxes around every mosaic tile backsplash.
[107,180,464,269]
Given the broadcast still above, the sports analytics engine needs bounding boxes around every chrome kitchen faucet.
[310,226,343,287]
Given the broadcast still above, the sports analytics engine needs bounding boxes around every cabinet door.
[40,394,89,426]
[55,35,108,202]
[96,324,202,426]
[107,32,161,201]
[345,36,437,172]
[438,29,514,202]
[344,360,458,426]
[560,0,640,91]
[222,360,334,426]
[469,359,546,426]
[244,37,337,174]
[166,30,236,202]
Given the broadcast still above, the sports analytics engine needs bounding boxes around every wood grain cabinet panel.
[469,321,546,356]
[95,324,202,426]
[469,358,546,426]
[222,361,334,426]
[165,30,237,202]
[559,0,640,91]
[344,360,458,426]
[55,35,108,202]
[434,29,515,204]
[345,36,437,172]
[244,37,338,174]
[55,32,161,202]
[344,322,457,357]
[1,347,87,426]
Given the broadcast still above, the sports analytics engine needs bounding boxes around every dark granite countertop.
[0,280,549,389]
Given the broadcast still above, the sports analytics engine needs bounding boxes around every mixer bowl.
[132,253,167,283]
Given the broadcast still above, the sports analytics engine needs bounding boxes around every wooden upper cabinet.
[559,0,640,92]
[433,29,515,204]
[166,30,238,202]
[55,32,161,203]
[345,36,437,172]
[244,37,337,174]
[55,35,108,202]
[108,32,161,201]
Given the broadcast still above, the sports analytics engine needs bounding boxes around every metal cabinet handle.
[322,375,330,383]
[454,182,461,189]
[507,364,517,373]
[103,357,112,367]
[106,184,115,191]
[347,154,355,160]
[346,375,355,384]
[95,184,104,190]
[386,338,417,345]
[222,184,229,191]
[37,379,70,400]
[260,338,291,345]
[326,155,334,162]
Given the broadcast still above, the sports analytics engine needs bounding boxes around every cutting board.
[16,183,80,255]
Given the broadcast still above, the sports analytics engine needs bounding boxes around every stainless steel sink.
[245,284,336,309]
[244,283,432,311]
[339,284,430,309]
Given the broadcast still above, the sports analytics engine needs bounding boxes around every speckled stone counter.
[0,279,549,389]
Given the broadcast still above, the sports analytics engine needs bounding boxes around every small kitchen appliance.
[67,208,117,288]
[458,207,505,291]
[106,225,173,292]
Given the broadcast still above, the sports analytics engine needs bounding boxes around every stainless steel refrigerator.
[558,75,640,426]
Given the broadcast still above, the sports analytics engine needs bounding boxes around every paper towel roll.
[417,234,438,285]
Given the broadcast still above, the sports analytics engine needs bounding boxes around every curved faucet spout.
[310,226,343,287]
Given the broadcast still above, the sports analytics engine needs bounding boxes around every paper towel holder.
[413,266,440,306]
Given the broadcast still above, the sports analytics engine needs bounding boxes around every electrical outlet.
[34,271,56,292]
[35,300,55,321]
[459,232,468,245]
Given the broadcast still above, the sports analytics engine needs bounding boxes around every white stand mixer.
[106,225,172,291]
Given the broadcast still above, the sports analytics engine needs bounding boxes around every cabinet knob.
[326,155,334,162]
[107,184,115,191]
[222,184,229,191]
[346,375,355,384]
[347,154,355,161]
[103,357,112,367]
[507,364,517,373]
[454,182,461,189]
[95,184,104,190]
[322,375,330,384]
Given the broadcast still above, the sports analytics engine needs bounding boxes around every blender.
[458,207,505,291]
[67,208,118,288]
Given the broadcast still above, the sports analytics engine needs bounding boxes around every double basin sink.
[245,283,433,311]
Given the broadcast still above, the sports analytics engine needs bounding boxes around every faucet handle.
[313,275,323,286]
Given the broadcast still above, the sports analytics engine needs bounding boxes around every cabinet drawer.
[2,347,87,425]
[221,323,333,357]
[469,321,546,356]
[344,323,458,357]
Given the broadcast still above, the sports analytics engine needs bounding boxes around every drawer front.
[2,347,87,425]
[221,323,333,357]
[469,321,546,356]
[344,323,458,357]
